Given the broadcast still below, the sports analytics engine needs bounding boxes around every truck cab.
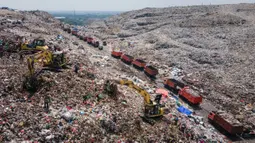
[87,37,93,44]
[111,51,123,58]
[208,111,216,121]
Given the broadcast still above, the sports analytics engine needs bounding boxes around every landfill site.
[1,3,255,143]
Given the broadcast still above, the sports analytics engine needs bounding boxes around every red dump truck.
[83,36,88,42]
[164,79,202,104]
[86,37,99,47]
[144,66,158,77]
[164,78,185,92]
[178,87,202,105]
[87,37,93,44]
[121,54,134,64]
[132,59,146,70]
[92,41,99,47]
[111,51,123,58]
[208,111,244,135]
[71,30,78,36]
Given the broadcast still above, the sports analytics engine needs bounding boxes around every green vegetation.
[50,11,120,26]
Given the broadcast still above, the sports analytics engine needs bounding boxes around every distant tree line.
[51,13,114,26]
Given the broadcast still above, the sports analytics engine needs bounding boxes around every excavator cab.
[33,38,45,46]
[144,94,164,118]
[144,104,163,117]
[21,38,48,52]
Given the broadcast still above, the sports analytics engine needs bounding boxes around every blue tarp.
[177,106,192,116]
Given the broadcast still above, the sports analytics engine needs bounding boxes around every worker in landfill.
[44,95,51,112]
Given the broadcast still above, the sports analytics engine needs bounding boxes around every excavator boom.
[24,50,67,91]
[119,79,164,118]
[119,80,152,104]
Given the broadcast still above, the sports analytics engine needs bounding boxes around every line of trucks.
[111,50,255,137]
[63,28,254,138]
[63,28,104,50]
[111,50,203,105]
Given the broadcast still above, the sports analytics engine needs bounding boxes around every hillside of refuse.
[88,3,255,128]
[0,9,189,142]
[1,3,255,142]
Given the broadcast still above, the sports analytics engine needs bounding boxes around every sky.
[0,0,254,11]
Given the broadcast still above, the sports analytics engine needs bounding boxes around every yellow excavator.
[119,79,164,124]
[23,50,67,91]
[20,37,49,54]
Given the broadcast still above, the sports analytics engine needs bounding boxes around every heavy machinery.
[87,37,93,44]
[121,54,134,64]
[208,111,244,135]
[23,50,67,91]
[103,41,107,46]
[179,87,202,105]
[111,51,123,58]
[71,28,79,36]
[20,38,49,53]
[164,78,202,105]
[63,28,71,33]
[132,59,146,70]
[87,37,99,47]
[144,65,158,78]
[92,41,100,48]
[119,79,164,124]
[99,46,103,50]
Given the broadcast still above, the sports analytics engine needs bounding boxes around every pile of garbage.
[1,7,255,142]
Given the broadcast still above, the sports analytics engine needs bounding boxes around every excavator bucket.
[140,115,155,125]
[23,74,43,92]
[104,80,118,98]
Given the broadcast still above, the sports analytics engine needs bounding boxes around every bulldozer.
[119,79,164,125]
[23,50,67,92]
[20,37,49,54]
